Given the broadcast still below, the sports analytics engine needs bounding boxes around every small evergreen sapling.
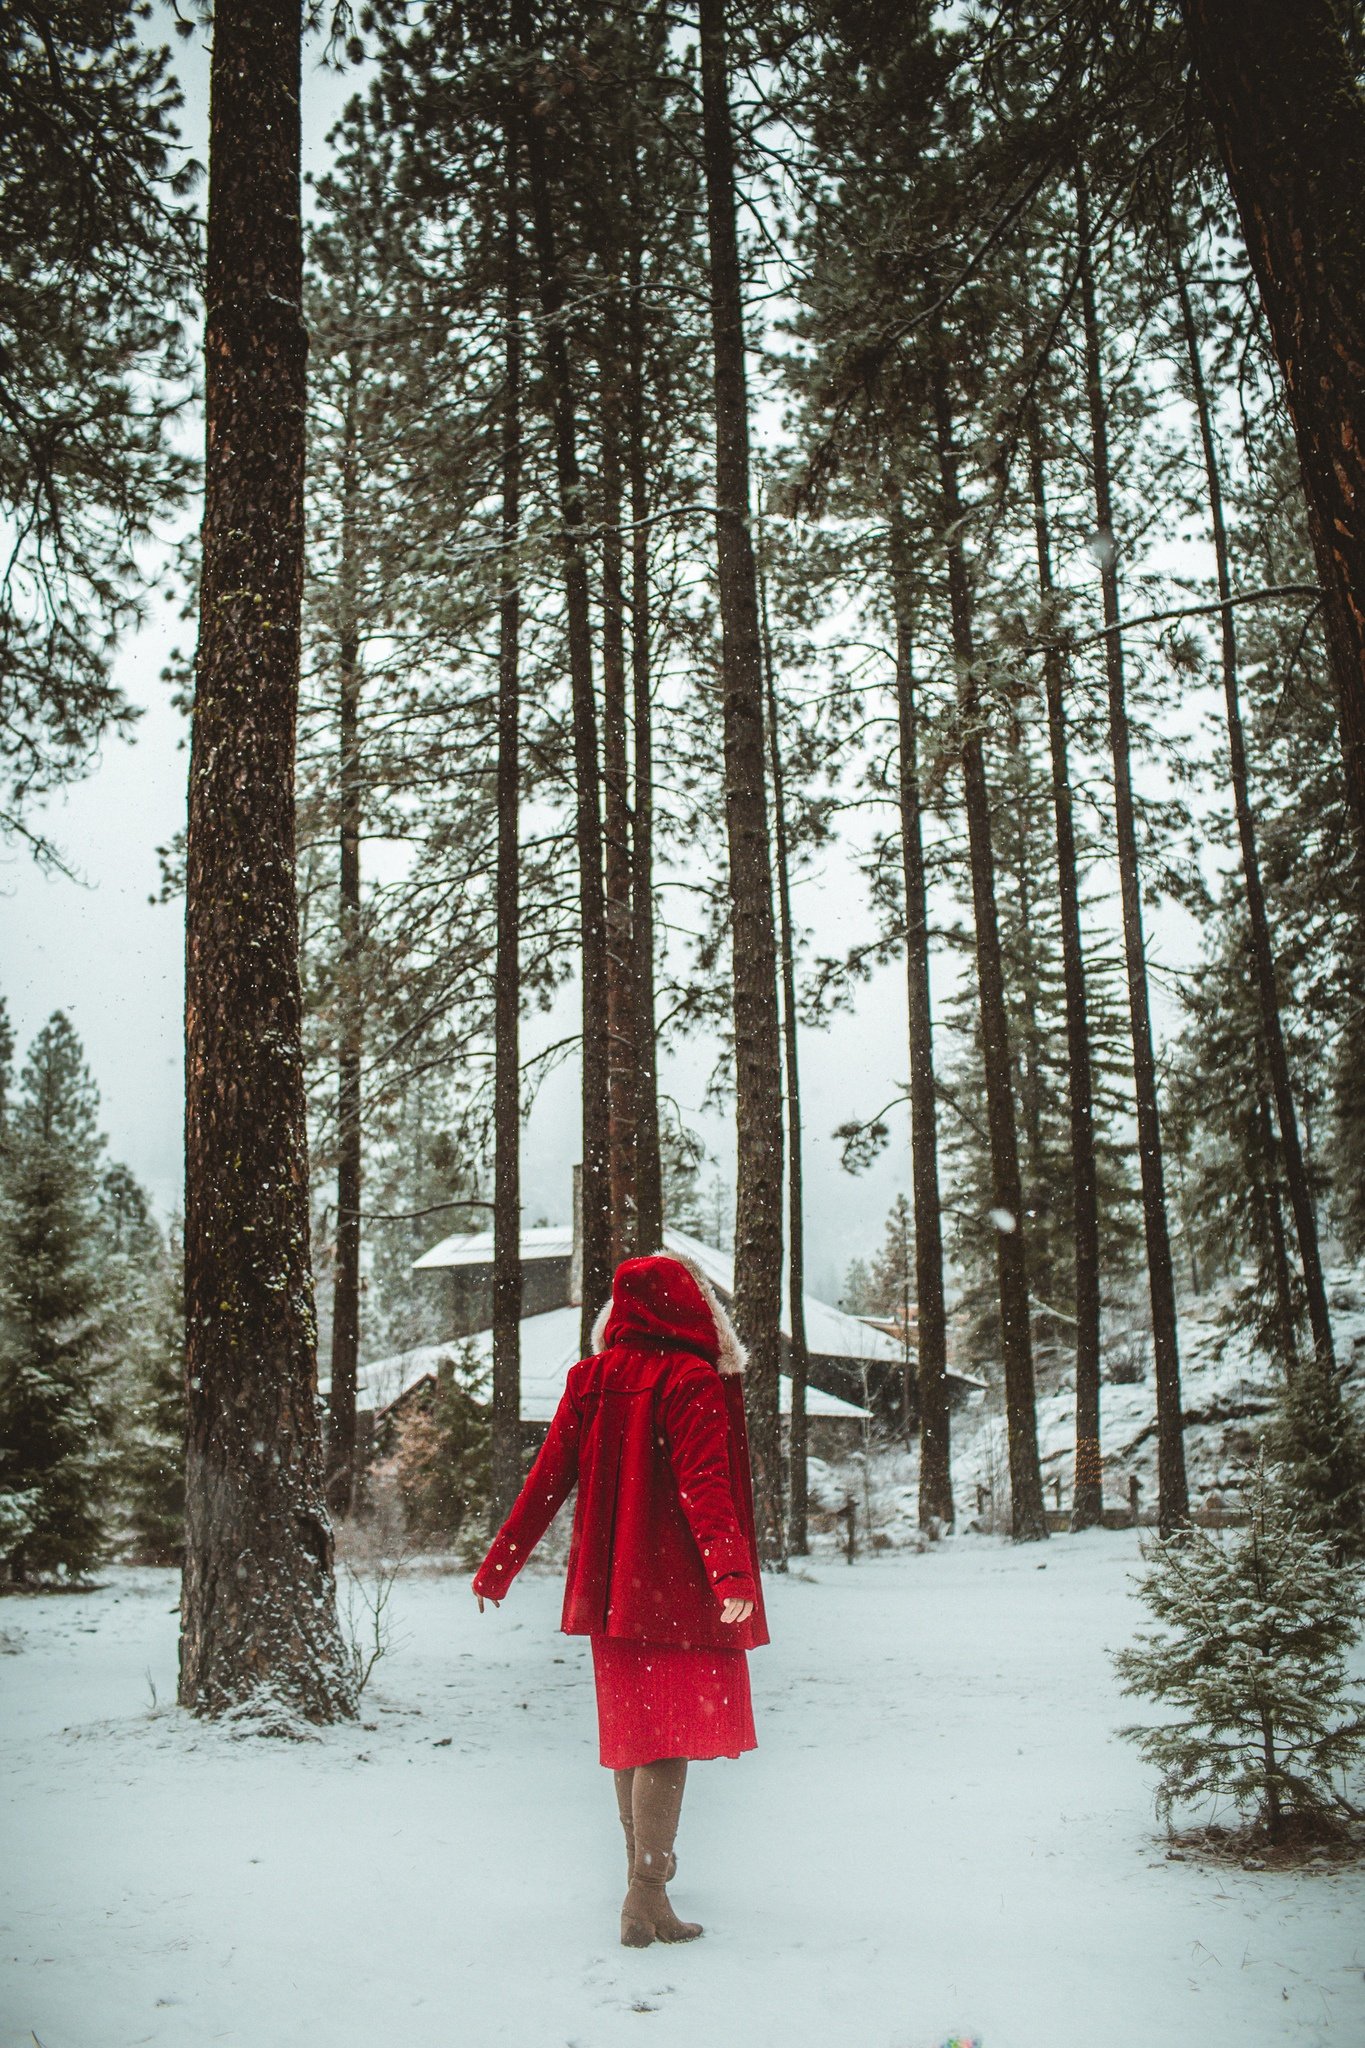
[392,1343,491,1554]
[117,1219,186,1566]
[0,1014,113,1582]
[1265,1354,1365,1563]
[1114,1455,1365,1843]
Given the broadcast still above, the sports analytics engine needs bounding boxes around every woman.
[472,1251,769,1947]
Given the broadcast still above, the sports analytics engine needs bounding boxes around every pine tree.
[119,1226,187,1568]
[869,1195,915,1329]
[1182,0,1365,857]
[0,996,13,1147]
[390,1343,491,1552]
[942,724,1142,1370]
[1115,1455,1365,1843]
[698,0,787,1562]
[0,1014,111,1581]
[1073,158,1189,1536]
[840,1258,877,1318]
[1265,1362,1365,1567]
[2,0,197,861]
[181,0,353,1722]
[1167,906,1310,1373]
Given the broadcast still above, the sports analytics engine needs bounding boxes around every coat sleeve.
[659,1363,758,1604]
[471,1381,582,1601]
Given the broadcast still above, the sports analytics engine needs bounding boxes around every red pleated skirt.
[591,1635,757,1769]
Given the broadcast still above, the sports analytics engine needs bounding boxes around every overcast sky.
[1,13,1210,1311]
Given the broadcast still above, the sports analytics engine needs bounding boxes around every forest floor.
[4,1529,1364,2048]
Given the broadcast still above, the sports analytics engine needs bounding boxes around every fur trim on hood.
[590,1250,748,1375]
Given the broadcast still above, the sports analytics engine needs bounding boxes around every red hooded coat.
[472,1254,769,1653]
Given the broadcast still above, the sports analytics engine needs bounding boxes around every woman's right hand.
[719,1596,754,1625]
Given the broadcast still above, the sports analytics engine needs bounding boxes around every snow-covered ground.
[4,1533,1362,2048]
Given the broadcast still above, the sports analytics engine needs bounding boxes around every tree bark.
[1025,412,1103,1531]
[491,124,524,1528]
[1075,164,1189,1535]
[325,359,362,1520]
[1181,0,1365,862]
[1254,1094,1301,1376]
[698,0,786,1564]
[181,0,353,1720]
[1172,244,1337,1378]
[758,531,810,1556]
[522,70,611,1345]
[626,231,663,1253]
[887,500,953,1532]
[930,362,1047,1543]
[600,333,639,1263]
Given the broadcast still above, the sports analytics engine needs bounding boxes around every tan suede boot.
[613,1768,676,1884]
[620,1758,702,1947]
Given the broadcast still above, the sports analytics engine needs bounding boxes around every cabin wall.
[444,1256,573,1338]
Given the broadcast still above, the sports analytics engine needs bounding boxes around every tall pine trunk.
[930,363,1047,1542]
[1172,246,1337,1378]
[887,500,953,1532]
[1026,412,1103,1531]
[698,0,785,1563]
[1075,165,1189,1535]
[1254,1094,1301,1375]
[758,532,810,1556]
[326,357,362,1519]
[626,230,663,1251]
[1181,0,1365,861]
[491,126,524,1527]
[600,338,639,1261]
[181,0,353,1720]
[522,71,611,1343]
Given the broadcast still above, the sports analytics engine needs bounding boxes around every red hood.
[600,1255,720,1362]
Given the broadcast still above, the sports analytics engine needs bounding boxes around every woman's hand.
[719,1596,754,1625]
[473,1589,501,1613]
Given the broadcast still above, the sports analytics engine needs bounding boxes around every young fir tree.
[863,1194,920,1448]
[0,995,13,1129]
[1265,1366,1365,1567]
[0,1014,112,1581]
[840,1258,877,1318]
[1114,1454,1365,1843]
[111,1203,187,1568]
[94,1162,180,1560]
[390,1343,491,1552]
[1166,901,1314,1374]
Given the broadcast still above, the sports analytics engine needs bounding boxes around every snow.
[355,1308,871,1424]
[4,1533,1362,2048]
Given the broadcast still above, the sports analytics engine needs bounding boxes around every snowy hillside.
[809,1266,1365,1547]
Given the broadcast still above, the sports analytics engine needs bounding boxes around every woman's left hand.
[719,1597,754,1625]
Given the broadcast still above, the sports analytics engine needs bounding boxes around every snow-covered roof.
[414,1223,574,1271]
[661,1226,914,1368]
[411,1219,916,1369]
[350,1304,871,1425]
